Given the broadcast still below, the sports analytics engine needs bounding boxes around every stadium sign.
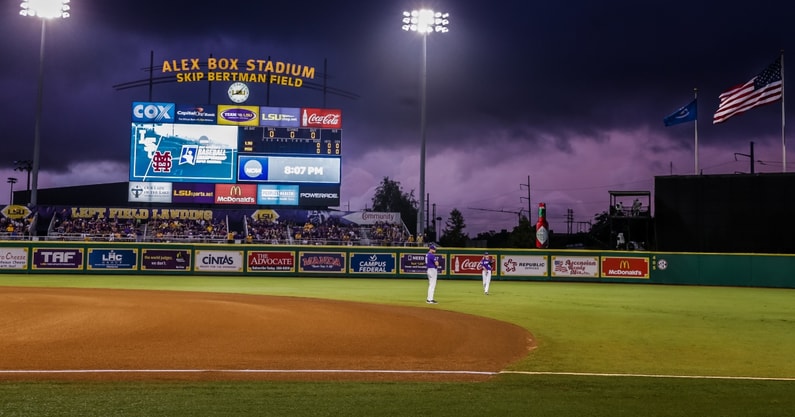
[162,57,316,88]
[1,205,31,220]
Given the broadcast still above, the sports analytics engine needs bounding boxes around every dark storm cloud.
[1,1,793,232]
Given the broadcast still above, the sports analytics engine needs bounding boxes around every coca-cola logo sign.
[450,254,493,275]
[301,108,342,128]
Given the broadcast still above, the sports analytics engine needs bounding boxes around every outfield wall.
[0,241,793,289]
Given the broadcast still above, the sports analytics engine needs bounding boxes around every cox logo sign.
[132,102,175,122]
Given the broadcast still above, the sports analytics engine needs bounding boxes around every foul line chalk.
[500,371,795,382]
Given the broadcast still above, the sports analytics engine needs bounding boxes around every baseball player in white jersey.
[426,244,440,304]
[480,251,493,295]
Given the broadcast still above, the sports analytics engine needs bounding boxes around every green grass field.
[1,275,793,416]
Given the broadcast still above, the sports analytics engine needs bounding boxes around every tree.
[369,177,418,233]
[439,208,468,247]
[507,214,535,248]
[588,211,611,249]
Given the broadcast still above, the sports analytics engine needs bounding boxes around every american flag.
[713,56,782,124]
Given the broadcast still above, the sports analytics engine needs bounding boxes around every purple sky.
[1,1,793,235]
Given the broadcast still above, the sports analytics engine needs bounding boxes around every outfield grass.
[0,275,793,416]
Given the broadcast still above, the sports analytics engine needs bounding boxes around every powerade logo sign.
[299,184,341,206]
[132,102,175,123]
[349,253,396,274]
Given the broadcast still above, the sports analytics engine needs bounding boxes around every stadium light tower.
[20,0,71,213]
[7,178,18,205]
[402,9,449,241]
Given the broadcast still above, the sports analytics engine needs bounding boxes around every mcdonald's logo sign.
[601,256,649,279]
[214,184,256,205]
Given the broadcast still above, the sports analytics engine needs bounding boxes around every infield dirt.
[0,287,534,382]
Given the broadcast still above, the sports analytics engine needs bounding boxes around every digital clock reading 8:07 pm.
[238,126,341,155]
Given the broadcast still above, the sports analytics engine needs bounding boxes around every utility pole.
[566,208,574,234]
[734,141,756,174]
[426,193,430,231]
[520,175,531,223]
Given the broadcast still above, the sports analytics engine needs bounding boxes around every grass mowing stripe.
[1,274,793,416]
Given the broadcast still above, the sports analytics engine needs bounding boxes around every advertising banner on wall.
[500,254,548,277]
[399,252,447,274]
[449,254,495,276]
[247,250,295,272]
[32,248,84,270]
[551,255,599,278]
[141,249,191,270]
[0,247,28,270]
[349,253,396,274]
[87,248,138,270]
[601,256,650,279]
[194,250,244,272]
[298,251,345,273]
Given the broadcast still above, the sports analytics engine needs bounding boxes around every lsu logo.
[132,102,175,122]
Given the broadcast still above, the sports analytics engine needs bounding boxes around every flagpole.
[694,88,699,175]
[781,50,786,172]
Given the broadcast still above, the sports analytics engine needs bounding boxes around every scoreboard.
[128,102,343,207]
[239,126,341,155]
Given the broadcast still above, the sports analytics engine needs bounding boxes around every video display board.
[128,102,342,207]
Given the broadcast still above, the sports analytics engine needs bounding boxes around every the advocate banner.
[247,250,295,272]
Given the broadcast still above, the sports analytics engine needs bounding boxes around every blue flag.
[663,99,697,126]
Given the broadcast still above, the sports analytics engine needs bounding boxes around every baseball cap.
[429,244,436,250]
[484,251,488,255]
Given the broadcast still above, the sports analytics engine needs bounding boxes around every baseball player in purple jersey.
[426,244,440,304]
[480,252,493,295]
